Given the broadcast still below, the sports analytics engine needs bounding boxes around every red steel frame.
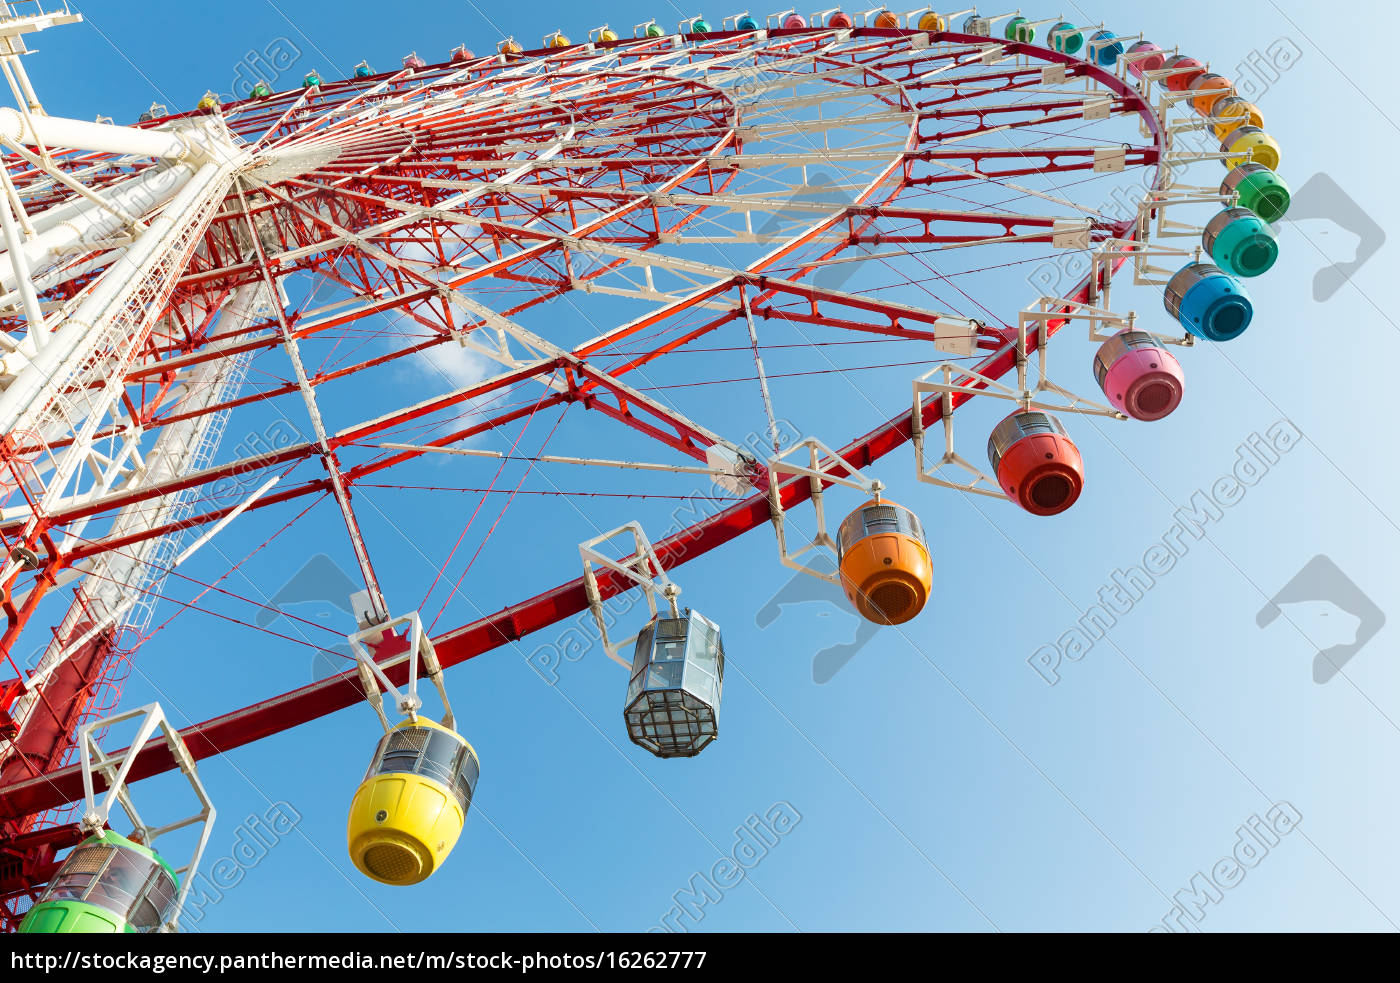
[0,27,1164,923]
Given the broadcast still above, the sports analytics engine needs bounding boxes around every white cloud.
[416,338,490,388]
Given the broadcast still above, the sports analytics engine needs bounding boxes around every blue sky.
[14,0,1400,933]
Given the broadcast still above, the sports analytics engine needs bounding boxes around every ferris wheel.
[0,3,1289,932]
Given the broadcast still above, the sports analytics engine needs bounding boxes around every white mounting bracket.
[912,365,1008,499]
[1157,148,1241,192]
[1082,96,1113,120]
[979,42,1007,65]
[1021,295,1184,348]
[580,522,680,670]
[1163,113,1216,144]
[1007,303,1128,418]
[348,609,454,732]
[1151,81,1201,122]
[1142,60,1209,96]
[1020,16,1063,40]
[1052,218,1092,250]
[972,11,1020,36]
[766,8,794,29]
[910,307,1129,500]
[76,702,216,933]
[1092,146,1127,173]
[1093,236,1202,292]
[1138,184,1231,239]
[923,313,983,356]
[1120,43,1169,90]
[766,436,883,586]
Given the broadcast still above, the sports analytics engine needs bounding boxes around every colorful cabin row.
[1129,45,1283,174]
[625,608,724,758]
[1221,125,1281,171]
[988,411,1085,516]
[1203,207,1279,278]
[1221,162,1290,224]
[712,10,946,31]
[347,717,479,886]
[1212,96,1265,141]
[1093,331,1185,422]
[1127,41,1165,79]
[836,499,932,626]
[910,19,1125,67]
[1050,22,1084,55]
[1005,16,1035,42]
[1161,53,1205,92]
[1088,30,1124,67]
[997,17,1083,53]
[1188,73,1232,115]
[20,830,179,934]
[778,11,861,29]
[238,59,373,102]
[1165,263,1253,341]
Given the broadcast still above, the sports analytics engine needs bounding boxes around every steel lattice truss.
[0,22,1166,922]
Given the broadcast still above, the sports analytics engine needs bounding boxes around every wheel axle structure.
[0,3,1288,930]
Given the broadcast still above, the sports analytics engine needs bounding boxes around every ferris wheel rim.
[0,24,1169,824]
